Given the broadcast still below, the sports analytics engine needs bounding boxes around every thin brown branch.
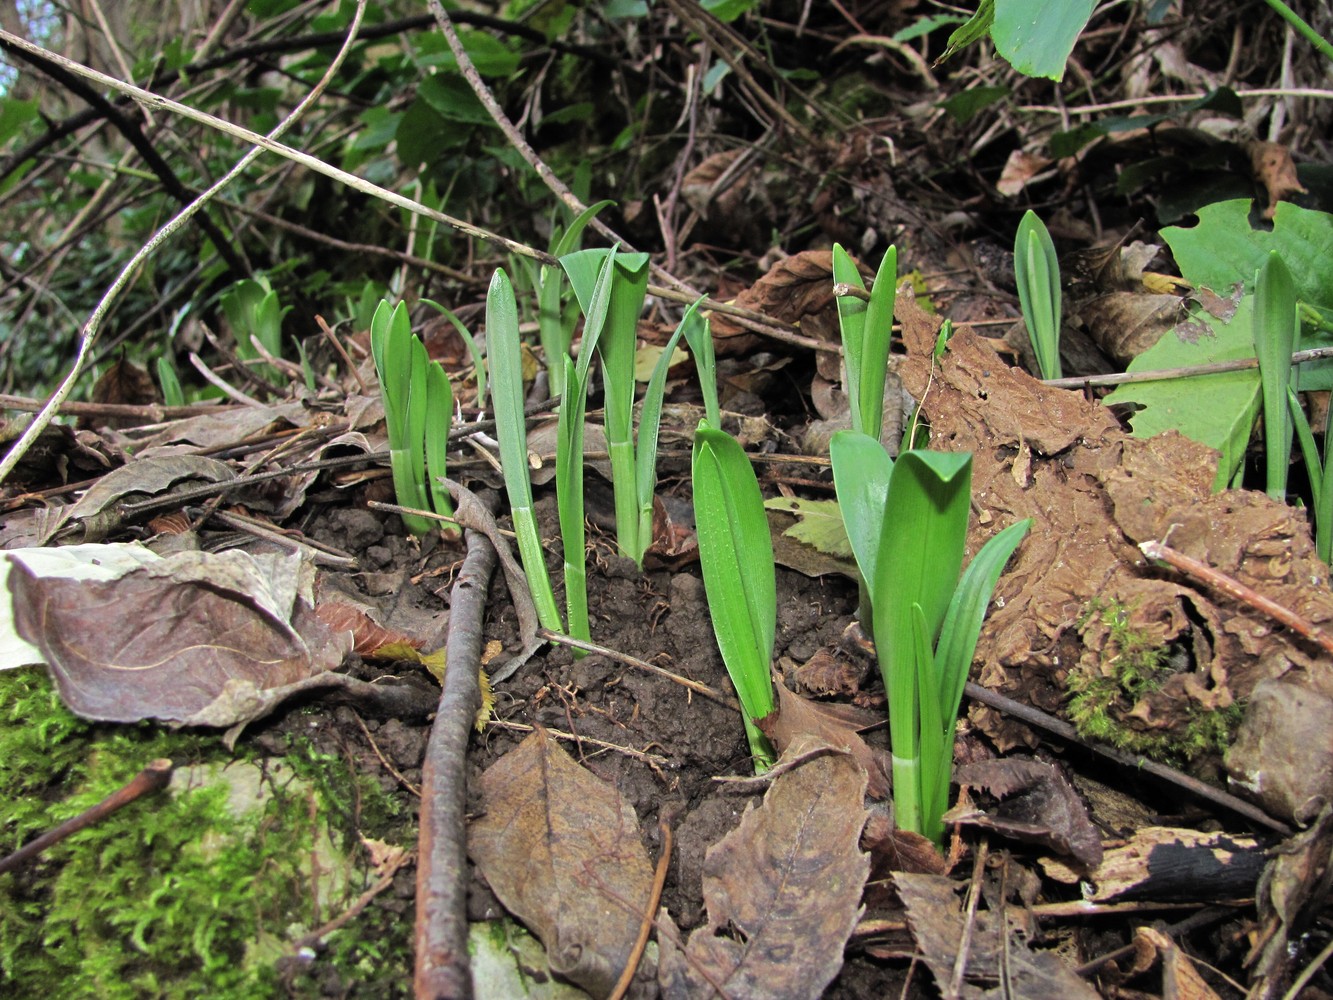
[414,525,498,1000]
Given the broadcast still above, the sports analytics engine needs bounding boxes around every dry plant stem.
[1140,539,1333,657]
[1044,347,1333,389]
[0,758,174,876]
[0,3,367,485]
[947,837,989,1000]
[962,681,1292,834]
[414,526,497,1000]
[537,628,741,710]
[485,719,669,765]
[0,393,245,420]
[609,819,673,1000]
[1074,906,1235,977]
[1019,87,1333,116]
[315,314,370,394]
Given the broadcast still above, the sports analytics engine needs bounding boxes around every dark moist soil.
[277,474,912,996]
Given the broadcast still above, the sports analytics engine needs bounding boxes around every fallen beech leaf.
[8,548,349,727]
[757,678,890,799]
[946,758,1103,867]
[657,750,869,999]
[468,729,656,999]
[1249,140,1307,220]
[862,808,949,907]
[83,357,159,429]
[711,251,844,345]
[316,600,419,657]
[896,872,1100,999]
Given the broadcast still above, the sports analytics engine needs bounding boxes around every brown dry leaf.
[468,729,656,999]
[996,148,1054,197]
[711,251,842,346]
[1248,140,1308,220]
[1226,679,1333,826]
[124,400,311,455]
[1123,927,1222,1000]
[789,647,869,697]
[757,678,890,799]
[1072,290,1182,365]
[657,750,869,999]
[892,290,1333,764]
[895,872,1100,1000]
[316,601,419,657]
[945,758,1103,867]
[1248,805,1333,994]
[862,808,948,908]
[82,357,160,430]
[9,549,350,727]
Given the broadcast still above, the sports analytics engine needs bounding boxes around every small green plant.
[369,300,456,538]
[831,432,1031,843]
[832,244,898,441]
[1254,251,1300,502]
[692,423,777,772]
[538,200,612,400]
[156,355,184,407]
[1014,210,1062,381]
[219,275,289,386]
[561,247,669,569]
[486,268,563,632]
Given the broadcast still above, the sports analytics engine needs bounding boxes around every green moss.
[0,669,414,997]
[1066,600,1239,766]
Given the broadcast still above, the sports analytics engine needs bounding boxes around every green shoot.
[157,356,184,407]
[1288,385,1333,565]
[1254,251,1300,501]
[682,303,721,429]
[540,200,613,399]
[220,276,288,386]
[556,251,618,651]
[832,244,898,440]
[424,359,458,538]
[486,268,563,633]
[370,301,434,537]
[831,431,1030,843]
[421,299,487,408]
[692,423,777,772]
[561,248,653,566]
[1014,210,1063,380]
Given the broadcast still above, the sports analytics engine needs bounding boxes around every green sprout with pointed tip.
[369,300,456,538]
[1015,210,1063,380]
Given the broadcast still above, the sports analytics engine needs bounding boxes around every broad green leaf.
[1104,297,1258,490]
[762,496,853,561]
[829,431,893,585]
[1255,253,1299,500]
[939,86,1009,125]
[692,425,776,726]
[992,0,1097,81]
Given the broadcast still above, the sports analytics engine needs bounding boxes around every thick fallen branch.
[414,524,498,1000]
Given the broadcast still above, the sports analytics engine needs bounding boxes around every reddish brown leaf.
[712,250,844,345]
[657,750,869,999]
[468,729,657,999]
[315,600,419,657]
[946,757,1103,867]
[82,357,160,429]
[9,550,349,727]
[757,678,890,799]
[1249,140,1308,220]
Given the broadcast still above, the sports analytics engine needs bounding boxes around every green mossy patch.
[1066,600,1241,766]
[0,668,414,997]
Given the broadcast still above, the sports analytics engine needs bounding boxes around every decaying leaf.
[468,729,657,999]
[711,251,844,346]
[946,758,1103,867]
[766,499,859,580]
[895,872,1100,999]
[8,548,350,727]
[757,678,890,799]
[862,808,949,908]
[1226,679,1333,825]
[657,749,869,999]
[788,647,870,697]
[1248,140,1307,220]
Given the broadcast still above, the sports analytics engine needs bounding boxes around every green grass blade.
[692,423,776,769]
[1255,251,1299,501]
[406,336,430,511]
[373,300,434,535]
[424,359,458,536]
[832,244,869,434]
[1290,386,1322,512]
[157,357,184,408]
[1014,211,1063,380]
[487,268,563,632]
[859,246,898,442]
[682,306,720,429]
[634,302,700,552]
[829,430,894,586]
[557,356,591,649]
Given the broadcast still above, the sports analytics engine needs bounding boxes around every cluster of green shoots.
[371,236,1029,845]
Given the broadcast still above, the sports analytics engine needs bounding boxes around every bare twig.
[0,759,174,875]
[538,629,740,710]
[414,525,498,1000]
[609,819,673,1000]
[1140,539,1333,657]
[1044,347,1333,390]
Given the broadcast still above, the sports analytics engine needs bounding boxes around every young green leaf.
[557,356,591,648]
[692,423,776,770]
[829,430,894,587]
[540,199,614,397]
[424,359,458,536]
[487,268,562,632]
[1014,211,1063,380]
[1254,251,1299,501]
